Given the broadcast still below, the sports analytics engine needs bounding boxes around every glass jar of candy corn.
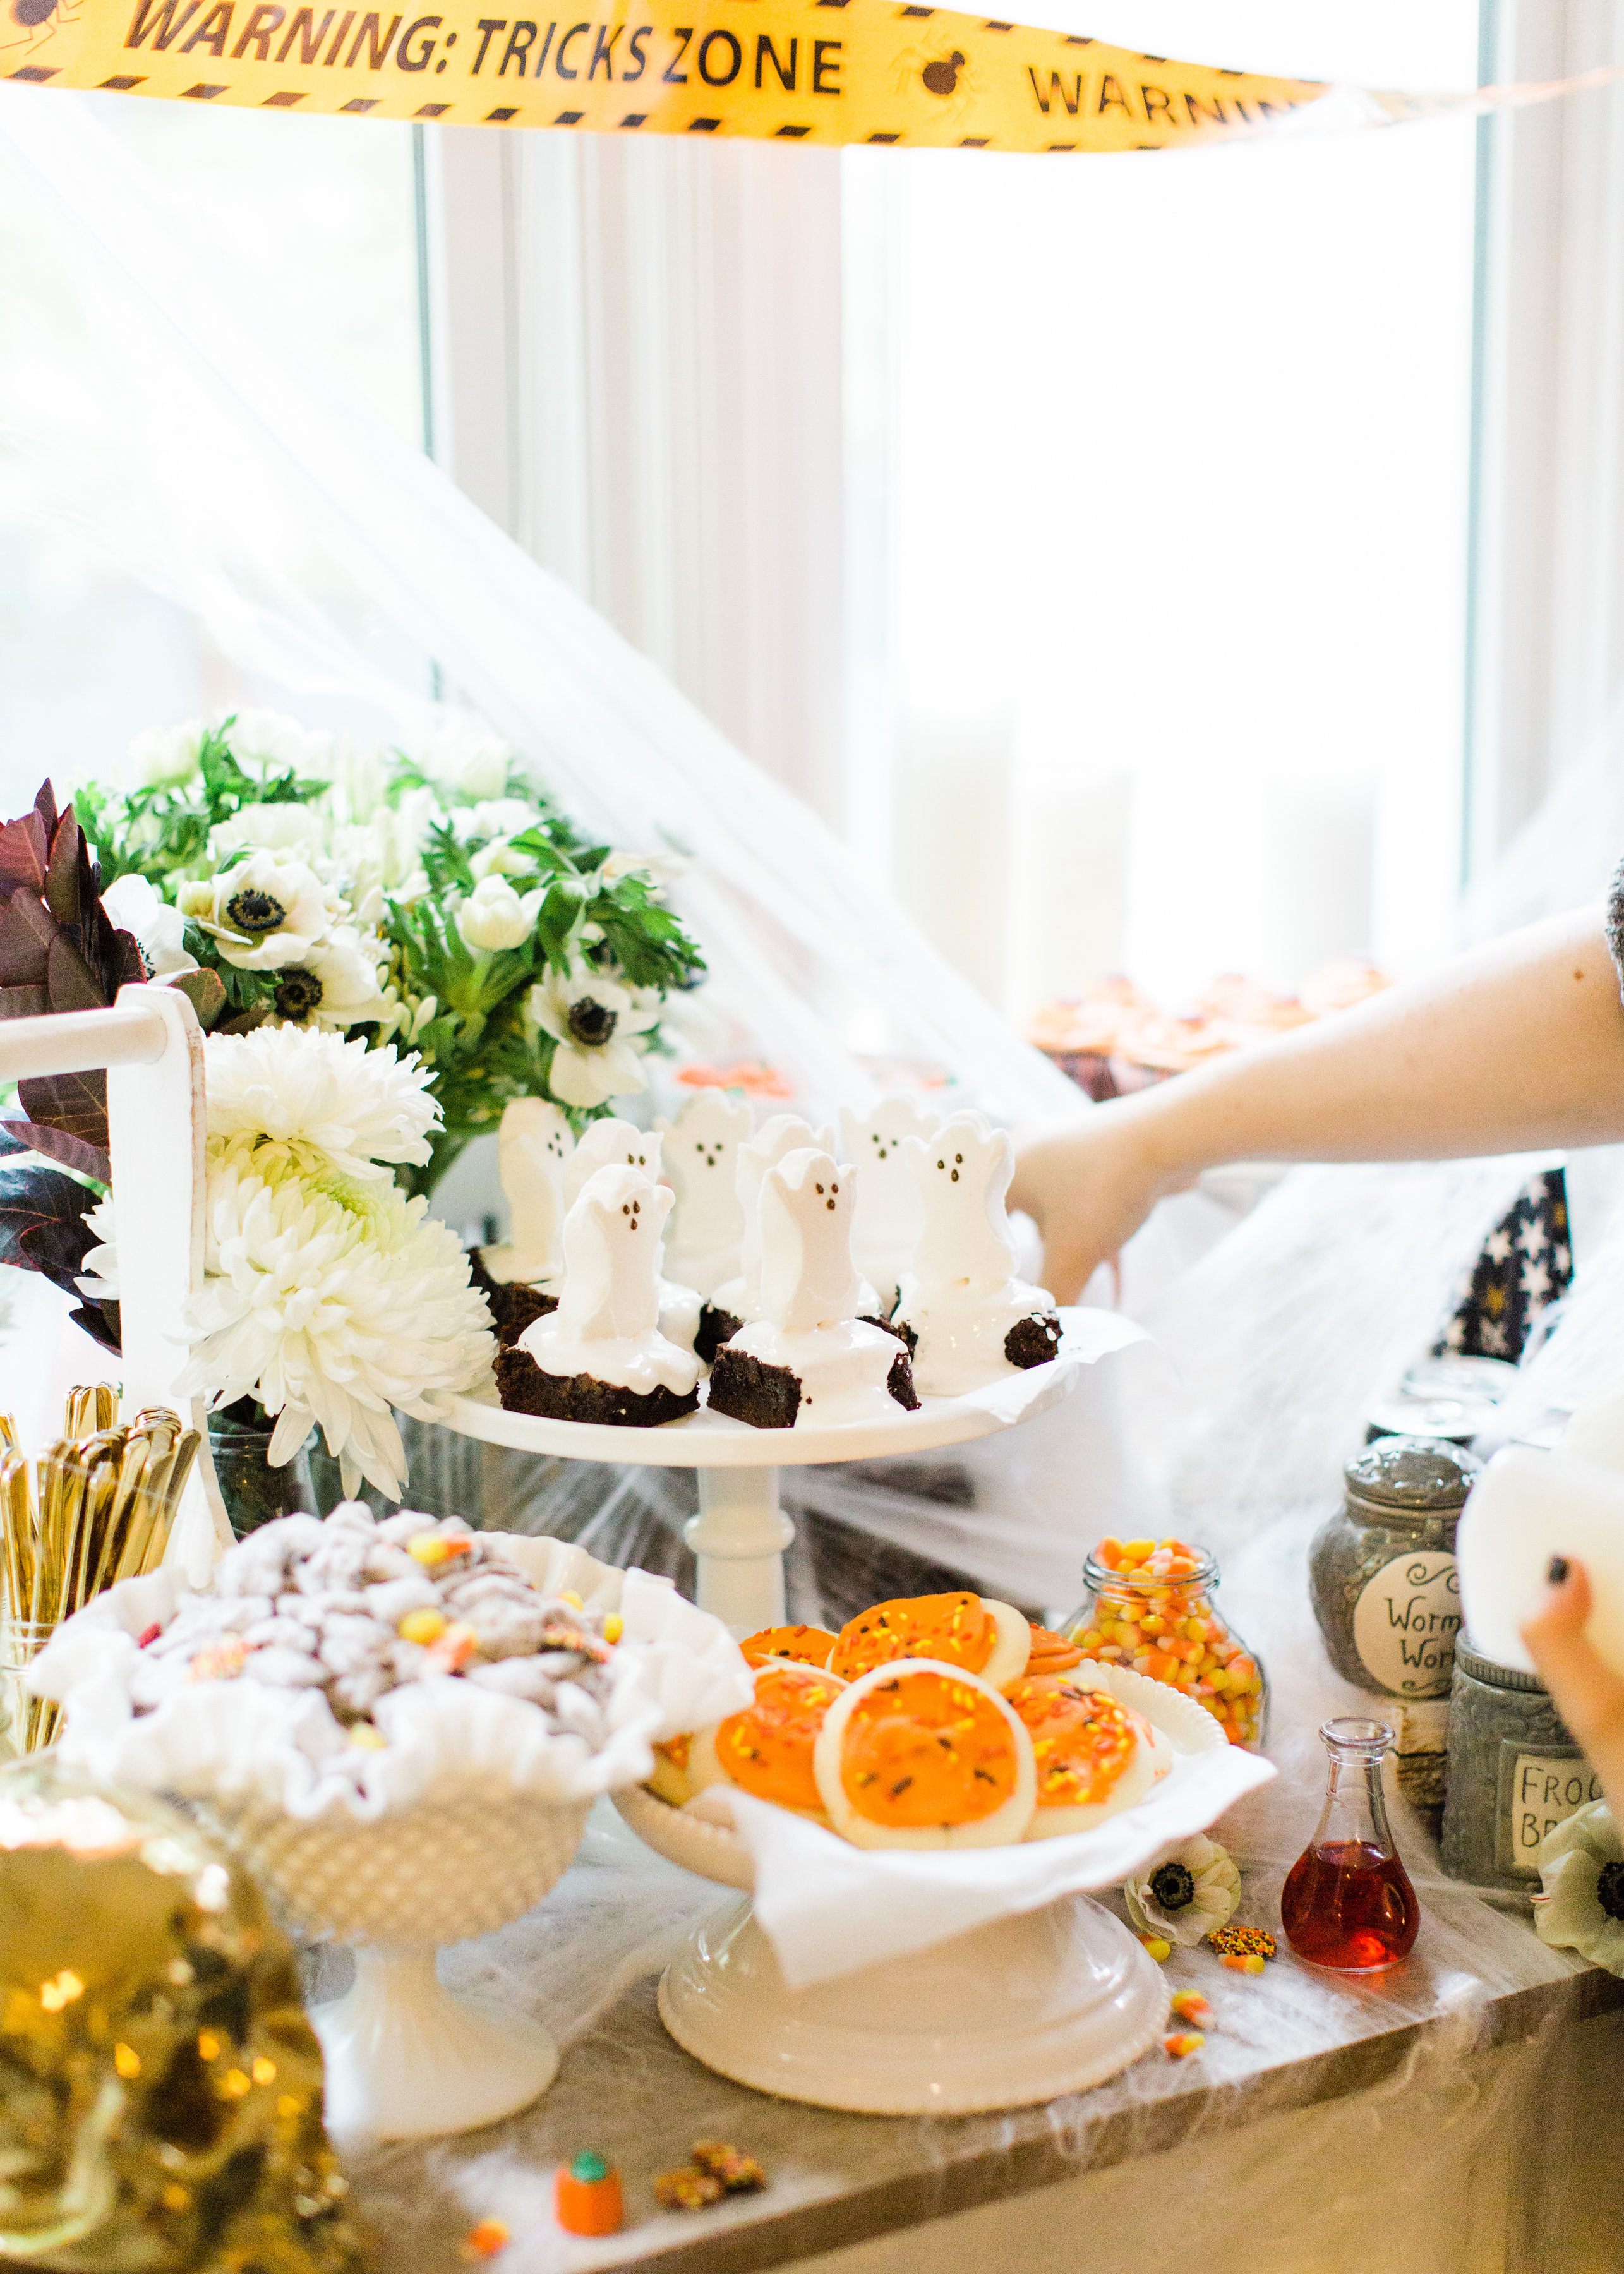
[1062,1537,1268,1750]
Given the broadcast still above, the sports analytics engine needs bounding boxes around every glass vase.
[207,1414,315,1541]
[1281,1716,1420,1970]
[0,1618,56,1758]
[1062,1543,1268,1749]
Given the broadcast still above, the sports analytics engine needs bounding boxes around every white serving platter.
[433,1305,1139,1469]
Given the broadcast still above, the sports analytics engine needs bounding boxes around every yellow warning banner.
[3,0,1332,148]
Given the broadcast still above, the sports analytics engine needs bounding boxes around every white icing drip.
[896,1280,1056,1397]
[725,1319,904,1426]
[517,1316,701,1397]
[657,1277,702,1354]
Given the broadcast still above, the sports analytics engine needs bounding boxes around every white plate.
[612,1656,1228,1891]
[433,1306,1140,1469]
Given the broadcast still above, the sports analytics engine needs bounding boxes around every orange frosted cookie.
[738,1623,836,1670]
[813,1660,1035,1849]
[1025,1624,1085,1677]
[829,1592,1030,1688]
[1006,1673,1161,1837]
[690,1661,846,1818]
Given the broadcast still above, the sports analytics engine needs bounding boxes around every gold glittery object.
[0,1759,369,2271]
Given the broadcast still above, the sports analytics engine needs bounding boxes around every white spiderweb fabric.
[6,83,1624,1624]
[8,87,1624,2230]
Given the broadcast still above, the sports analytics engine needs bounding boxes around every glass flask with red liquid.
[1281,1718,1420,1970]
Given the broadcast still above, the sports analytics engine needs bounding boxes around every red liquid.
[1280,1839,1419,1970]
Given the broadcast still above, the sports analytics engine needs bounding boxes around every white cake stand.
[428,1311,1201,2114]
[435,1307,1138,1635]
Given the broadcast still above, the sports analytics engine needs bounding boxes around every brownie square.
[494,1345,699,1428]
[707,1346,802,1429]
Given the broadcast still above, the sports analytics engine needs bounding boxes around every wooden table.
[338,1806,1624,2274]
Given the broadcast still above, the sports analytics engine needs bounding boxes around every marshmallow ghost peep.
[487,1096,574,1284]
[839,1095,939,1312]
[659,1087,754,1299]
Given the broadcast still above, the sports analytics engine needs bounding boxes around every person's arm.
[1012,907,1624,1302]
[1522,1560,1624,1824]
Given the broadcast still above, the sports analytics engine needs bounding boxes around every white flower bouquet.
[73,706,706,1196]
[80,1025,495,1496]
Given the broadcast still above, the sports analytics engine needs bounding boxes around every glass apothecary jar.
[1441,1637,1602,1898]
[1308,1436,1478,1700]
[1063,1537,1267,1750]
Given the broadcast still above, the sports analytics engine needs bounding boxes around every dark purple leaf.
[0,1162,101,1300]
[33,779,59,847]
[45,927,106,1015]
[17,1068,108,1155]
[0,985,48,1020]
[94,918,146,1002]
[167,966,227,1029]
[66,1298,120,1357]
[44,808,82,930]
[0,1117,110,1183]
[0,811,47,898]
[0,887,54,989]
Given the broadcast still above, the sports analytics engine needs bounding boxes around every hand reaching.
[1521,1559,1624,1825]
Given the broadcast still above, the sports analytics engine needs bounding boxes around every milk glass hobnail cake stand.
[432,1311,1181,2114]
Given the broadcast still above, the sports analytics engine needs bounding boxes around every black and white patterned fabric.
[1432,1169,1572,1361]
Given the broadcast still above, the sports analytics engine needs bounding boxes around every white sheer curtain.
[0,87,1079,1131]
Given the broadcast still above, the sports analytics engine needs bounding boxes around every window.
[0,99,423,812]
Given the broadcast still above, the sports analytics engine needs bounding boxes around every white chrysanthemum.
[175,1152,493,1501]
[204,1028,439,1182]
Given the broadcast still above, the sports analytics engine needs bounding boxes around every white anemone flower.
[180,852,338,972]
[268,927,390,1032]
[175,1150,493,1500]
[456,874,545,954]
[75,1196,121,1304]
[1535,1802,1624,1974]
[204,1028,438,1183]
[99,874,198,979]
[526,965,658,1109]
[1123,1835,1241,1947]
[128,719,205,790]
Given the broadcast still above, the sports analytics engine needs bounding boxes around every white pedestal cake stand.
[435,1307,1138,1635]
[431,1314,1190,2113]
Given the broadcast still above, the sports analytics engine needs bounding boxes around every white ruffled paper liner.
[666,1662,1276,1988]
[28,1531,753,1827]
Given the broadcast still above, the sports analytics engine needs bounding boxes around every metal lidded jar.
[1441,1637,1602,1896]
[1308,1436,1479,1700]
